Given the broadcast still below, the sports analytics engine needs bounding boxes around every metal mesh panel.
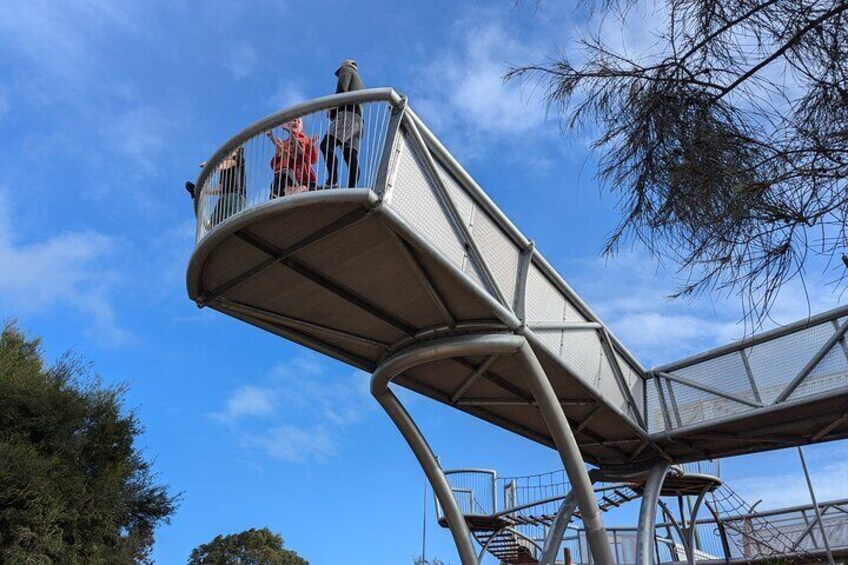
[533,329,564,358]
[560,331,603,387]
[746,322,836,404]
[789,343,848,400]
[525,264,567,323]
[645,380,666,432]
[435,162,475,228]
[675,351,758,403]
[617,353,644,420]
[593,347,628,412]
[667,379,751,427]
[388,132,467,269]
[470,209,521,306]
[758,506,848,552]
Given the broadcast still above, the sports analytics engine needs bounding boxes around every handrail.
[493,485,629,519]
[655,304,848,373]
[195,87,404,194]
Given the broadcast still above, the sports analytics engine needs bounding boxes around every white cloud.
[225,43,258,80]
[213,385,277,423]
[730,457,848,509]
[245,425,337,463]
[0,192,130,346]
[213,354,373,463]
[564,252,844,365]
[103,105,169,172]
[408,19,551,159]
[268,83,307,111]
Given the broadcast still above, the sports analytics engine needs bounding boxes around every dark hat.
[336,59,357,74]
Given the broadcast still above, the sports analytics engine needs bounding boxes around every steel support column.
[371,334,527,565]
[540,490,578,565]
[373,389,478,564]
[514,339,615,565]
[637,461,671,565]
[685,487,710,565]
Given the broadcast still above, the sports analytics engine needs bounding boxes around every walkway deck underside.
[188,191,649,466]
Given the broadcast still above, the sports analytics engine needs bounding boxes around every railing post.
[373,96,407,202]
[704,501,732,564]
[685,487,710,565]
[514,339,615,565]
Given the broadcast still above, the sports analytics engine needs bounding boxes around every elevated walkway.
[187,88,848,465]
[187,87,848,565]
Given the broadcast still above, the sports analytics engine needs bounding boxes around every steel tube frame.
[637,461,671,565]
[514,339,615,565]
[371,334,614,565]
[540,490,578,565]
[798,446,835,565]
[656,304,848,373]
[406,107,647,377]
[401,113,508,307]
[656,371,763,409]
[775,318,848,403]
[371,334,526,565]
[374,388,478,564]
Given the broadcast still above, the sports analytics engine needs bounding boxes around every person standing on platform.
[320,59,364,189]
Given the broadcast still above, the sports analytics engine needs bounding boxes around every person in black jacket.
[320,59,364,189]
[186,147,247,226]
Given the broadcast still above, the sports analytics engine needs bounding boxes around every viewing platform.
[186,87,848,565]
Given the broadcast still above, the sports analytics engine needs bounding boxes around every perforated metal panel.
[388,132,467,270]
[645,383,666,432]
[470,209,521,306]
[560,331,603,388]
[525,264,567,323]
[616,352,645,419]
[596,349,627,413]
[534,329,565,358]
[435,163,475,229]
[675,351,758,403]
[789,344,848,400]
[746,322,836,404]
[667,379,751,428]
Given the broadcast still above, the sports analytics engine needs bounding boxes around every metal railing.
[647,306,848,434]
[438,469,498,517]
[192,89,401,241]
[190,88,654,443]
[562,499,848,565]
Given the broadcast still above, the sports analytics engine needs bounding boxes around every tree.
[0,323,178,564]
[414,557,448,565]
[187,528,308,565]
[509,0,848,321]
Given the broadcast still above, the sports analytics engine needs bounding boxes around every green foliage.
[0,323,178,564]
[188,528,309,565]
[414,557,448,565]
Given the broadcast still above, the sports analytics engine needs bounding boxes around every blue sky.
[0,1,845,563]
